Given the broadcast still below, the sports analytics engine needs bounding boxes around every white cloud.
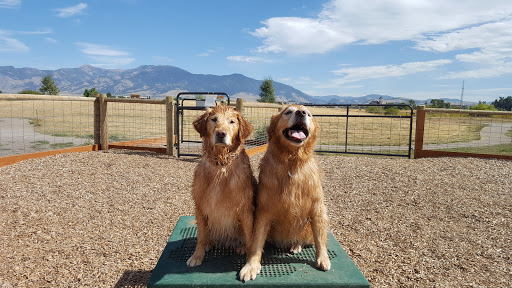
[0,36,29,52]
[416,20,512,57]
[227,55,270,63]
[252,0,512,54]
[89,56,136,68]
[18,28,53,35]
[197,49,215,57]
[0,28,53,53]
[44,37,57,44]
[251,17,355,54]
[441,66,512,80]
[417,19,512,78]
[55,3,87,17]
[77,42,130,57]
[331,59,452,84]
[0,0,20,9]
[76,42,134,67]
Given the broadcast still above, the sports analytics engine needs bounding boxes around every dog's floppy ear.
[193,108,212,138]
[237,113,253,143]
[266,113,280,141]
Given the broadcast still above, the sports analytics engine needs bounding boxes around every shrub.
[19,89,44,95]
[366,106,385,114]
[470,102,497,111]
[384,107,400,115]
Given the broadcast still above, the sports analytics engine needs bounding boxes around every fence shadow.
[113,270,152,288]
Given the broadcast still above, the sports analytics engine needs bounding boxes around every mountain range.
[0,65,473,105]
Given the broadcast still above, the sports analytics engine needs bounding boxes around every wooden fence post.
[94,96,100,146]
[414,105,425,159]
[235,98,244,112]
[99,94,108,150]
[166,96,175,156]
[278,102,285,112]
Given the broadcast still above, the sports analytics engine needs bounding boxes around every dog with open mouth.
[239,104,331,282]
[187,105,256,268]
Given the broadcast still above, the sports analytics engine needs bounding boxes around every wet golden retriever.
[239,104,331,281]
[187,105,256,267]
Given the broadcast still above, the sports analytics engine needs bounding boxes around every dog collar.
[203,150,240,167]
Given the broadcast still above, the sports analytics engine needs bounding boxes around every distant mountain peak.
[0,65,477,105]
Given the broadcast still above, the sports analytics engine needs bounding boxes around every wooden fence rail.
[414,105,512,160]
[93,95,279,157]
[2,94,511,167]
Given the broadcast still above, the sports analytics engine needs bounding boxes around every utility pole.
[459,80,465,108]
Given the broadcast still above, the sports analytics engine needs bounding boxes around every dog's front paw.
[316,253,331,271]
[239,262,261,282]
[290,244,302,254]
[187,252,204,267]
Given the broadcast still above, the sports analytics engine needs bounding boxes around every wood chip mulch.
[0,150,510,287]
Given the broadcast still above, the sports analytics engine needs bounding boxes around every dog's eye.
[211,117,217,122]
[285,110,292,115]
[230,120,236,124]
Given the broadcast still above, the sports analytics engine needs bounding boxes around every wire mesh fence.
[176,102,414,158]
[107,100,166,147]
[240,103,283,148]
[0,95,95,157]
[4,94,510,161]
[421,108,512,156]
[306,105,413,157]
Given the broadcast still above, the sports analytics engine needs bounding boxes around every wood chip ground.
[0,150,510,287]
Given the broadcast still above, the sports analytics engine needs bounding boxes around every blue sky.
[1,0,512,103]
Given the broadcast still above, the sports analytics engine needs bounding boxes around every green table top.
[148,216,370,287]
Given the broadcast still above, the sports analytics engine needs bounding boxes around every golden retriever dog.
[239,104,331,281]
[187,105,256,267]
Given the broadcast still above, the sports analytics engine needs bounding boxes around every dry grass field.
[1,97,511,156]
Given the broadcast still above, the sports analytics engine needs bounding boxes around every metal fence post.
[166,96,175,156]
[414,105,425,159]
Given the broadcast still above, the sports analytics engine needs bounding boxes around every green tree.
[470,101,497,111]
[429,99,451,108]
[408,99,417,110]
[84,88,101,97]
[106,92,113,98]
[39,75,60,95]
[258,77,276,103]
[492,96,512,111]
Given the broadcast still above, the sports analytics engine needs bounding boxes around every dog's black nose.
[295,110,307,117]
[216,130,226,139]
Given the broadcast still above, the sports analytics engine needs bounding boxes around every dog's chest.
[202,182,240,235]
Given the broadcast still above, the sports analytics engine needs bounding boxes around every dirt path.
[0,118,90,156]
[314,121,512,155]
[423,121,512,150]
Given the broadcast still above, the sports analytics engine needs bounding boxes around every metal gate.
[176,92,230,157]
[305,104,413,158]
[176,100,413,158]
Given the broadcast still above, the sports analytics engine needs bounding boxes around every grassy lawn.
[435,143,512,155]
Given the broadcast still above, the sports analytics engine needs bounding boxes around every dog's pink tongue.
[290,130,306,140]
